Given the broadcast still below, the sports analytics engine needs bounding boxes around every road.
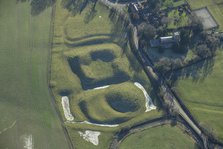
[137,35,208,148]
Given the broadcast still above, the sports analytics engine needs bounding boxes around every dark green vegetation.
[0,0,69,148]
[172,50,223,141]
[120,125,198,149]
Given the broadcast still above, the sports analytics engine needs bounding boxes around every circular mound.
[106,93,140,113]
[90,50,115,62]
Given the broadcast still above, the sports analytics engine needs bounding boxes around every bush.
[195,44,212,58]
[138,23,156,40]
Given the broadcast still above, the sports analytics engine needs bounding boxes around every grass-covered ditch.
[50,0,163,148]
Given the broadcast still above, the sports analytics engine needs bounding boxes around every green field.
[50,0,163,148]
[0,0,69,149]
[120,125,197,149]
[173,50,223,141]
[187,0,223,30]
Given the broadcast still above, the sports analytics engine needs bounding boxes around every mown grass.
[173,50,223,141]
[187,0,223,31]
[51,0,163,148]
[0,0,69,149]
[120,125,198,149]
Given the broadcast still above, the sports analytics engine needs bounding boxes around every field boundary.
[46,3,74,149]
[109,116,203,149]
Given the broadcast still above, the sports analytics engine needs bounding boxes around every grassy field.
[0,0,69,149]
[120,125,197,149]
[50,0,163,148]
[173,50,223,141]
[187,0,223,30]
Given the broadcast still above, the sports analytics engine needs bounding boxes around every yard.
[167,8,190,29]
[120,125,198,149]
[187,0,223,30]
[172,49,223,142]
[0,0,69,148]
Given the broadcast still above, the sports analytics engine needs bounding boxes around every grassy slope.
[187,0,223,30]
[50,0,163,148]
[174,50,223,141]
[0,1,69,149]
[71,82,151,122]
[120,125,197,149]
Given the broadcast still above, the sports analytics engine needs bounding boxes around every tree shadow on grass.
[165,57,215,86]
[109,9,129,47]
[30,0,56,16]
[84,1,97,24]
[62,0,93,16]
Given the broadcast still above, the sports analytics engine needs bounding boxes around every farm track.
[47,3,74,149]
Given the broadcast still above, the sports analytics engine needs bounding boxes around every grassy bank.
[50,0,163,148]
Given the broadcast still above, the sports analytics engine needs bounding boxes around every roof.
[160,36,175,44]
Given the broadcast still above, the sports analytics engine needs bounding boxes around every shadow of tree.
[109,8,129,48]
[16,0,27,3]
[30,0,55,16]
[84,1,97,23]
[62,0,91,16]
[165,57,215,86]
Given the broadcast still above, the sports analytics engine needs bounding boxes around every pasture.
[0,0,69,149]
[120,125,198,149]
[187,0,223,30]
[172,50,223,141]
[50,0,163,148]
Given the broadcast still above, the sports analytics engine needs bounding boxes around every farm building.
[150,32,180,48]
